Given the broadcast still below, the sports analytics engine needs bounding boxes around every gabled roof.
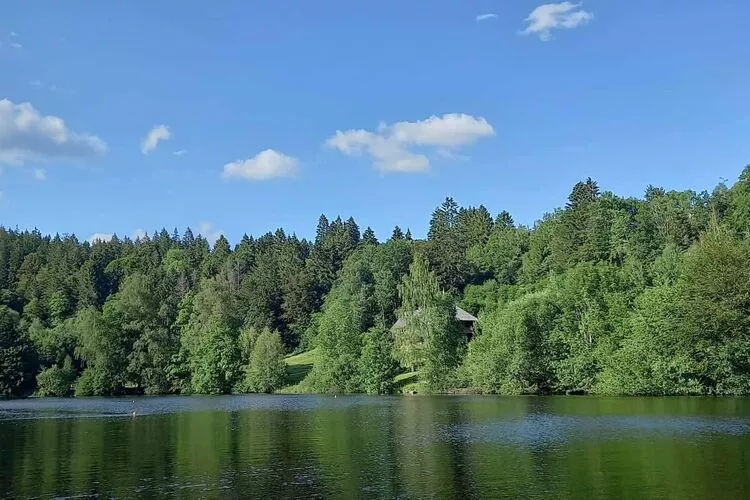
[455,306,478,323]
[393,305,478,328]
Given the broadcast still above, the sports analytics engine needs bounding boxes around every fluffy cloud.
[87,233,113,244]
[327,129,429,173]
[326,113,494,173]
[141,124,170,154]
[521,2,593,41]
[0,99,106,166]
[476,13,498,22]
[222,149,298,180]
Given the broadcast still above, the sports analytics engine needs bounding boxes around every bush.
[36,359,76,397]
[74,366,119,396]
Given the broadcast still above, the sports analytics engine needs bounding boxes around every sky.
[1,1,749,244]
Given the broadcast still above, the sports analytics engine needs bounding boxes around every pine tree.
[315,215,330,244]
[495,211,515,229]
[362,227,378,245]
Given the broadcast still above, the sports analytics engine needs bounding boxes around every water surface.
[1,395,749,499]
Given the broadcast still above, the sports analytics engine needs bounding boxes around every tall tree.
[395,256,462,390]
[426,198,469,292]
[242,328,287,393]
[0,305,33,398]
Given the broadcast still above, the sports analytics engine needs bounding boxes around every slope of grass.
[278,350,427,394]
[278,349,318,393]
[394,371,424,394]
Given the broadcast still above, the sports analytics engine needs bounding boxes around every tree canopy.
[2,165,750,397]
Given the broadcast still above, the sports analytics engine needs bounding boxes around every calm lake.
[1,396,749,499]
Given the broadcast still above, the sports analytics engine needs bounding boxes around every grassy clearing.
[394,371,424,393]
[278,349,426,394]
[278,349,318,393]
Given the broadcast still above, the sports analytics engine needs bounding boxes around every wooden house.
[392,305,479,339]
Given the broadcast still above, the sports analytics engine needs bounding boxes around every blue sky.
[1,1,749,244]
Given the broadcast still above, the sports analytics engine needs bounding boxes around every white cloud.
[327,129,429,173]
[10,42,22,49]
[222,148,298,180]
[33,168,46,181]
[172,149,187,156]
[521,2,593,41]
[87,232,113,244]
[390,114,494,147]
[132,228,147,240]
[140,124,170,154]
[326,113,494,173]
[197,222,224,245]
[0,99,107,166]
[476,13,498,22]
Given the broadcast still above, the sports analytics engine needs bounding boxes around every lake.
[1,396,749,499]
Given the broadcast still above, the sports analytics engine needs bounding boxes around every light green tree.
[243,328,287,393]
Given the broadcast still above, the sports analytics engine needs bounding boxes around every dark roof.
[393,305,478,328]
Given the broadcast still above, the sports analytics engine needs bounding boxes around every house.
[392,305,479,339]
[454,306,479,339]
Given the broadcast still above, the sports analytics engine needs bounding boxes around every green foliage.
[466,292,558,394]
[395,257,463,391]
[306,256,375,393]
[467,226,529,285]
[426,197,470,291]
[242,329,287,393]
[359,325,398,394]
[547,263,631,393]
[3,165,750,398]
[36,357,76,397]
[0,305,34,398]
[74,307,126,396]
[596,285,699,395]
[180,278,242,394]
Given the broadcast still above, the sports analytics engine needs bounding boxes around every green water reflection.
[1,396,749,499]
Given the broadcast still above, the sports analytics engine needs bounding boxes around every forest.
[2,166,750,398]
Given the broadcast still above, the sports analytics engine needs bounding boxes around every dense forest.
[2,166,750,398]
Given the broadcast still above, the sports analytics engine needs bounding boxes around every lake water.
[1,396,749,499]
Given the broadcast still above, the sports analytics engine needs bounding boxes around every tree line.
[2,166,750,397]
